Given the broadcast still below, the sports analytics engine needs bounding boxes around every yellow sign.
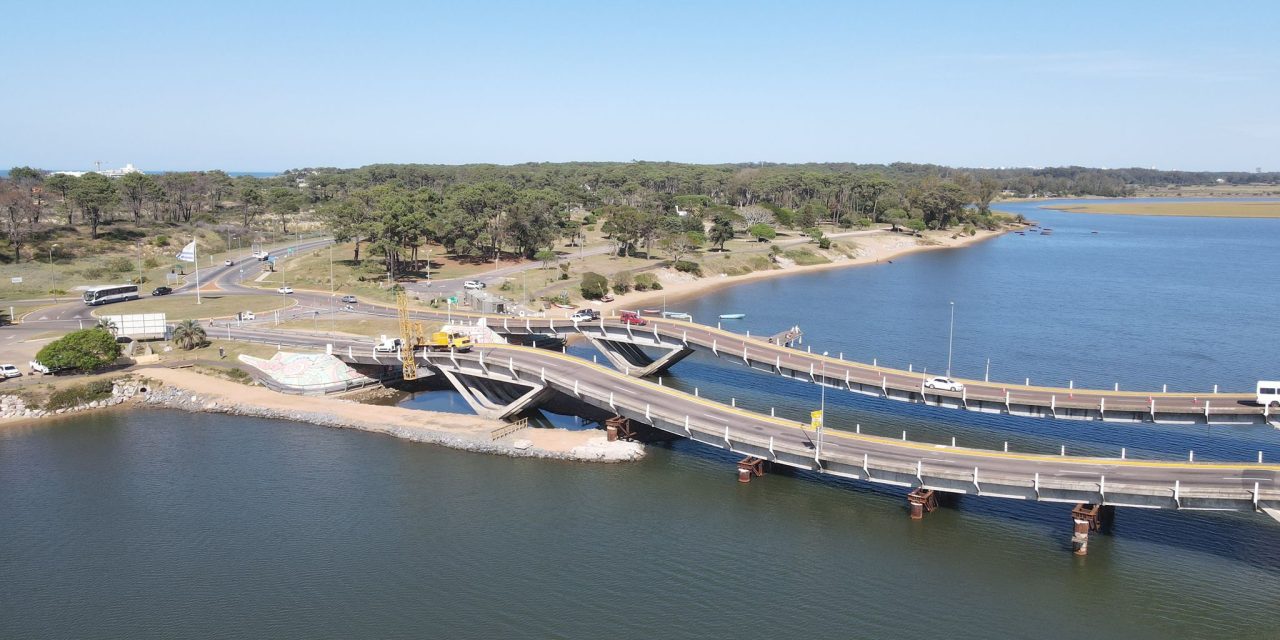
[810,409,824,429]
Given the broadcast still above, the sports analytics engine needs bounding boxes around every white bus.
[82,284,140,306]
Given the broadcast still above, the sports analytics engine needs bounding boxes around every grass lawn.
[1044,201,1280,218]
[91,294,294,320]
[275,316,409,338]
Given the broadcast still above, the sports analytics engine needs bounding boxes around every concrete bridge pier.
[437,369,553,420]
[586,336,694,377]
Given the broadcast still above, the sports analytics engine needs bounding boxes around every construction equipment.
[397,289,425,380]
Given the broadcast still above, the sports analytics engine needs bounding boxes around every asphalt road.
[218,325,1280,506]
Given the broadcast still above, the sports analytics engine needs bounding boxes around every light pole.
[137,241,144,284]
[48,243,58,265]
[946,301,956,378]
[426,249,432,282]
[818,350,829,455]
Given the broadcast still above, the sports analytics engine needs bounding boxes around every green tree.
[118,172,157,223]
[506,189,562,258]
[708,216,735,251]
[44,173,77,224]
[69,173,119,239]
[95,318,118,335]
[171,319,208,350]
[580,271,609,299]
[239,186,263,229]
[534,248,557,269]
[36,328,121,372]
[747,223,776,242]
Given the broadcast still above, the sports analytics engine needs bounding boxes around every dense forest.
[3,162,1277,275]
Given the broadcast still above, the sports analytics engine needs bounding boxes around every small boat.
[718,313,746,320]
[553,303,576,310]
[1040,229,1053,235]
[641,308,661,314]
[663,311,691,320]
[600,294,615,302]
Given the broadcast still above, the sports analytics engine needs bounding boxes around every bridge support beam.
[1070,503,1113,556]
[907,488,938,519]
[437,368,552,420]
[586,336,694,377]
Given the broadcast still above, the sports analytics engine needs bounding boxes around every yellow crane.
[396,289,425,380]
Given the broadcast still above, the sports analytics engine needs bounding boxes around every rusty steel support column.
[1071,503,1105,556]
[736,456,766,483]
[907,488,938,519]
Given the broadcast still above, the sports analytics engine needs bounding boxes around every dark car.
[151,286,173,296]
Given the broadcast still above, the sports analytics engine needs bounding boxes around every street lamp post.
[946,301,956,378]
[818,350,829,456]
[48,243,58,265]
[426,249,432,282]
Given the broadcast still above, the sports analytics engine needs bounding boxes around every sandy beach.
[596,227,1009,313]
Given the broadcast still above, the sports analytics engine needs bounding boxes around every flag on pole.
[176,240,198,263]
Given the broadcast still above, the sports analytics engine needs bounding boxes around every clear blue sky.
[3,0,1277,172]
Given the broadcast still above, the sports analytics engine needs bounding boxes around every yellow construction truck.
[427,331,473,352]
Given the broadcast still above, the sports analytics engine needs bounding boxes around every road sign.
[448,296,457,304]
[810,410,824,429]
[10,277,21,284]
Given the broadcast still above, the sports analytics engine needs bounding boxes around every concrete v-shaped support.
[585,336,694,377]
[437,368,553,420]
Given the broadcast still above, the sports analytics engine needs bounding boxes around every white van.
[1257,381,1280,407]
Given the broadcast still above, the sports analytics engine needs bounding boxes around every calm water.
[3,410,1279,639]
[5,199,1280,638]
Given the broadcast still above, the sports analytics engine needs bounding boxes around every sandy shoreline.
[2,368,644,463]
[598,227,1010,313]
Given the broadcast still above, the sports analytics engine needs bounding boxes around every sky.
[2,0,1277,172]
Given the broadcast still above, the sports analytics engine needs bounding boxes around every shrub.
[44,378,117,411]
[36,328,122,372]
[81,267,106,280]
[804,227,824,244]
[143,257,160,269]
[962,223,977,236]
[818,237,832,249]
[152,235,170,247]
[105,257,134,273]
[611,271,633,294]
[672,260,702,276]
[855,217,874,229]
[580,272,609,299]
[634,273,660,291]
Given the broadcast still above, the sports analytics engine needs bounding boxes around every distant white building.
[51,163,143,179]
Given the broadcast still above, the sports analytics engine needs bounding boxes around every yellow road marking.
[479,343,1279,472]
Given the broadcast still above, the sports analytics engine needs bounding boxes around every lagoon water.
[4,200,1280,638]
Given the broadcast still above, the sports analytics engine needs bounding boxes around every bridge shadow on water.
[398,341,1280,569]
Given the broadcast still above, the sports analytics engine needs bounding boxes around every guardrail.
[490,417,530,441]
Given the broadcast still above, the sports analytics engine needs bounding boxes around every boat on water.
[662,311,691,320]
[1040,228,1053,235]
[719,313,746,320]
